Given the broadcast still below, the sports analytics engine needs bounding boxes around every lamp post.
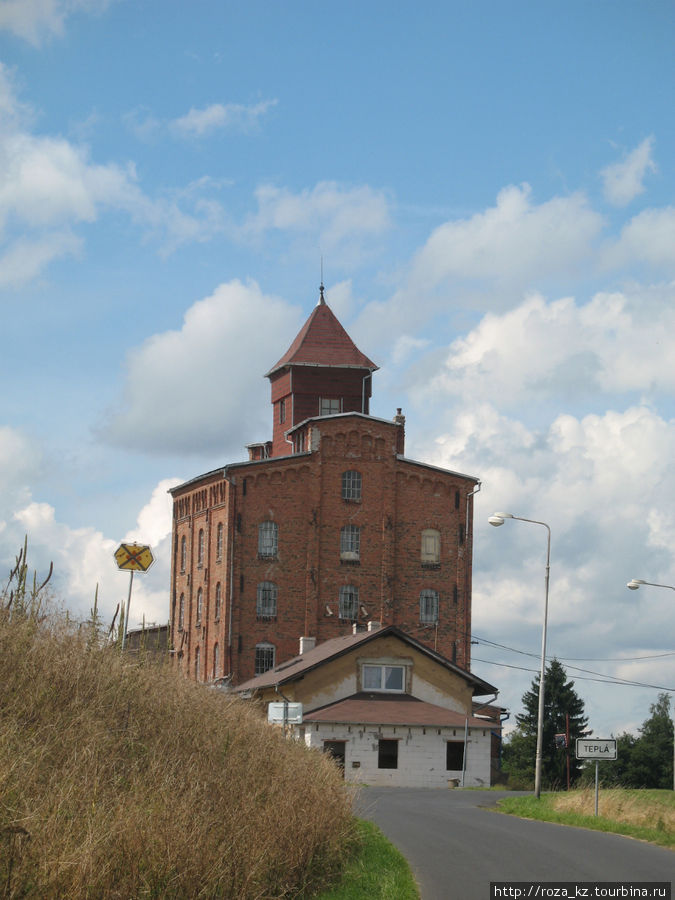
[626,578,675,791]
[489,512,551,799]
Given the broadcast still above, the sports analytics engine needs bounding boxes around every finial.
[319,281,325,305]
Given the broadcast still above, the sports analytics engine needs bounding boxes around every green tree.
[503,659,588,789]
[624,693,674,789]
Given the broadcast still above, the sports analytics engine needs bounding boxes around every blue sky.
[1,0,674,739]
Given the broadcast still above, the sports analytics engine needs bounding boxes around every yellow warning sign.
[114,543,154,572]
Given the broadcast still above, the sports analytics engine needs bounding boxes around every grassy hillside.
[0,608,354,898]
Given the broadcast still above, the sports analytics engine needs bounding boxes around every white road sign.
[576,738,617,760]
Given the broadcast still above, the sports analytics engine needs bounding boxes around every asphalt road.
[358,788,674,900]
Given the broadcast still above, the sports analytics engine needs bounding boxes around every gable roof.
[303,692,496,728]
[234,625,497,696]
[266,296,377,377]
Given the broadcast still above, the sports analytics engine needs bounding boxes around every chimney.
[367,621,381,632]
[299,636,316,655]
[393,408,405,455]
[352,623,367,634]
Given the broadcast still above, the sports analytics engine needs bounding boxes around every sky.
[1,0,674,741]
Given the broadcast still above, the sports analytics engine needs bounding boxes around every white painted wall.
[300,722,493,788]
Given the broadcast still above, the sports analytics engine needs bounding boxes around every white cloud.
[0,68,227,283]
[0,0,114,46]
[242,181,391,261]
[410,183,603,288]
[602,206,675,272]
[601,137,657,207]
[170,99,278,138]
[417,286,675,414]
[100,279,302,456]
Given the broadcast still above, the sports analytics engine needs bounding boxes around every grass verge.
[497,789,675,849]
[317,819,419,899]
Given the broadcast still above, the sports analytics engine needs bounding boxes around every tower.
[169,288,478,684]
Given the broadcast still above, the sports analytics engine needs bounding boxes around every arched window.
[196,588,203,625]
[195,646,201,682]
[214,582,222,620]
[180,536,187,572]
[340,524,360,560]
[178,593,185,630]
[197,528,205,567]
[421,529,441,564]
[258,521,278,558]
[216,522,224,560]
[256,582,277,619]
[255,642,275,675]
[338,585,359,620]
[419,589,439,624]
[213,643,219,680]
[342,470,362,501]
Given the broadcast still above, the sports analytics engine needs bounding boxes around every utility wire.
[471,656,675,692]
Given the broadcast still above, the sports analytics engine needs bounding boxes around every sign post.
[575,738,617,816]
[114,543,154,650]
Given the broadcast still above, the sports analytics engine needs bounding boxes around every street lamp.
[490,511,551,799]
[626,577,675,791]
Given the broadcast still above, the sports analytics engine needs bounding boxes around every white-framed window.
[319,397,342,416]
[197,528,205,567]
[195,645,201,682]
[340,524,360,560]
[258,521,278,558]
[180,536,187,573]
[362,664,405,692]
[342,470,362,501]
[213,643,220,680]
[214,582,222,620]
[178,593,185,631]
[338,585,359,620]
[196,587,203,625]
[216,523,224,560]
[256,582,278,619]
[255,642,275,675]
[421,528,441,564]
[419,589,439,624]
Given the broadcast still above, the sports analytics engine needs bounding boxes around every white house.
[234,623,500,788]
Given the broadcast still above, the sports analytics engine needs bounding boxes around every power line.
[471,633,675,663]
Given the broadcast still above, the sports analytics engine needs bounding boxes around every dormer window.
[362,664,405,693]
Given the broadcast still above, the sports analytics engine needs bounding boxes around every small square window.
[319,397,342,416]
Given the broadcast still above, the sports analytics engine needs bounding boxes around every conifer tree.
[503,659,588,789]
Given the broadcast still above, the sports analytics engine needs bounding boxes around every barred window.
[196,587,203,625]
[342,470,362,501]
[256,582,278,619]
[421,529,441,564]
[197,528,205,567]
[178,593,185,631]
[214,582,222,620]
[258,521,278,558]
[338,585,359,620]
[419,589,439,624]
[340,524,360,560]
[180,536,187,573]
[213,643,220,680]
[195,646,201,682]
[255,642,275,675]
[216,523,224,560]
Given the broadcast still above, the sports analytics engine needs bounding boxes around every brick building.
[169,287,480,685]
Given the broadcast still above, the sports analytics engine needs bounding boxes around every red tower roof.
[266,288,378,377]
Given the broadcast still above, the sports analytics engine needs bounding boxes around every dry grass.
[0,610,355,898]
[549,787,675,833]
